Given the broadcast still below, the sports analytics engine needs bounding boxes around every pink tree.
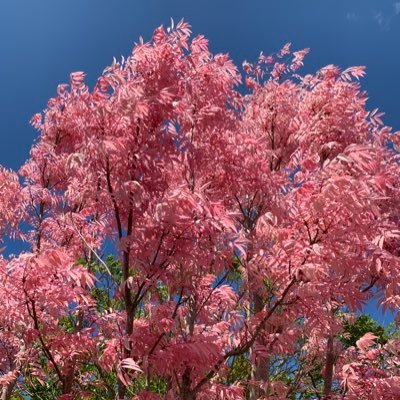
[0,20,399,400]
[233,50,400,399]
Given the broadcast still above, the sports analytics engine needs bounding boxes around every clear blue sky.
[0,0,398,325]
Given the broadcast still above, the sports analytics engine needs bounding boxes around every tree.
[0,20,400,400]
[340,314,390,348]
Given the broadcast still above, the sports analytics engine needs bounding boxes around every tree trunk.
[323,334,334,398]
[248,294,270,400]
[1,358,17,400]
[181,392,196,400]
[181,367,195,400]
[1,378,16,400]
[62,363,75,396]
[117,246,134,399]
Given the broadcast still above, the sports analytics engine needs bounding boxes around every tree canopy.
[0,20,400,400]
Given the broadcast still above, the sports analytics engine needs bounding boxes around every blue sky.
[1,0,400,169]
[0,0,399,325]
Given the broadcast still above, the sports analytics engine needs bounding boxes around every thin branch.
[190,278,297,397]
[361,275,379,293]
[69,212,111,276]
[308,372,322,399]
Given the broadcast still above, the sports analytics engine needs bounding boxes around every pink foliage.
[0,19,400,400]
